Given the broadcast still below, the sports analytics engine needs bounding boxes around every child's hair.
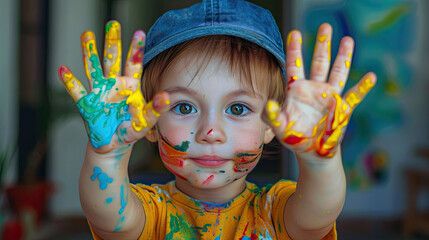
[142,35,286,107]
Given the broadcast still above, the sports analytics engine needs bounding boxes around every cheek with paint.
[158,133,190,180]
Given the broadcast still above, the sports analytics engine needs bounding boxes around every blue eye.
[226,103,249,116]
[173,103,197,114]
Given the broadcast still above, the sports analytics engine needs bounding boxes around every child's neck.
[175,177,247,204]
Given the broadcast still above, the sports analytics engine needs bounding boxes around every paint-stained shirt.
[90,180,337,239]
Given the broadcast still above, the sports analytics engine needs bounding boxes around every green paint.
[219,170,225,173]
[235,152,257,158]
[166,213,198,240]
[105,21,114,34]
[173,141,190,152]
[76,48,130,148]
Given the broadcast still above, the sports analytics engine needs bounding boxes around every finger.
[310,23,332,82]
[58,65,88,102]
[81,31,103,90]
[103,20,122,79]
[285,30,305,85]
[120,88,170,134]
[316,73,376,157]
[343,72,377,111]
[124,30,145,79]
[328,36,354,94]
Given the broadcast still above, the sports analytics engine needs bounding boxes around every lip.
[189,155,229,167]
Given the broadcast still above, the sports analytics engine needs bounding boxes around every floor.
[29,217,429,240]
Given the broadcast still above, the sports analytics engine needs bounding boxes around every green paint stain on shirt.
[166,213,198,240]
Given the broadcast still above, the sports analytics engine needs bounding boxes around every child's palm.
[265,24,376,158]
[58,21,168,153]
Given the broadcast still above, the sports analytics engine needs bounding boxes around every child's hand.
[58,21,169,153]
[263,23,376,158]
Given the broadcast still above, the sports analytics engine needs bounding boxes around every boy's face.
[147,53,275,189]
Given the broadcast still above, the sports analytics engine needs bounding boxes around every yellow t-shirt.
[90,180,337,239]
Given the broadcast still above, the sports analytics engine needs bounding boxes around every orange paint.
[159,134,188,167]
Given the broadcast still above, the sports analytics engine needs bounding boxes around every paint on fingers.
[282,122,308,146]
[119,84,147,132]
[104,21,122,79]
[266,101,281,127]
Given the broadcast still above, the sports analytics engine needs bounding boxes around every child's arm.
[262,23,376,239]
[58,21,170,239]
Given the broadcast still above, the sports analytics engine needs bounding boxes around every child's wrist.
[86,141,133,159]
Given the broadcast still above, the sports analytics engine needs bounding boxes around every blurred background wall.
[1,0,428,239]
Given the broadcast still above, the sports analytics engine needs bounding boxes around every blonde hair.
[142,35,285,106]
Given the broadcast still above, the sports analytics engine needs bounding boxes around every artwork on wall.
[299,0,417,189]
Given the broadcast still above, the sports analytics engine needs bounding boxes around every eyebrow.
[163,86,262,99]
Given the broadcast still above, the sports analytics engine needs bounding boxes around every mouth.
[189,155,229,167]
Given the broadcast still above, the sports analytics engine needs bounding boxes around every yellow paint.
[342,103,348,111]
[147,102,161,117]
[316,94,349,157]
[299,194,302,199]
[283,121,305,142]
[286,31,301,46]
[348,53,352,58]
[322,93,327,98]
[166,100,171,105]
[295,58,302,67]
[266,101,281,127]
[133,73,141,79]
[107,53,113,59]
[119,87,147,131]
[327,40,331,61]
[63,72,83,101]
[292,76,298,80]
[105,22,122,79]
[318,35,327,42]
[345,92,362,109]
[359,77,375,95]
[345,60,351,68]
[339,81,344,87]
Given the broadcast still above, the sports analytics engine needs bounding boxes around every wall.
[289,0,429,218]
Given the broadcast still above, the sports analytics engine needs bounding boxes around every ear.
[263,125,276,144]
[145,127,159,143]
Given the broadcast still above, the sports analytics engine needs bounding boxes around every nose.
[195,115,226,144]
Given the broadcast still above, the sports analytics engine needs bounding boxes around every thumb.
[261,100,287,138]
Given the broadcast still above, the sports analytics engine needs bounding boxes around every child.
[58,0,376,239]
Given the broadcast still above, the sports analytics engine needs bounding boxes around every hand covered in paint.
[263,23,376,158]
[58,21,170,153]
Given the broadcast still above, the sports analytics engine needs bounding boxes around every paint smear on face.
[202,175,214,185]
[233,144,263,172]
[159,133,189,168]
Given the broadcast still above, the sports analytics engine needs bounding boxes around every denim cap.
[143,0,286,80]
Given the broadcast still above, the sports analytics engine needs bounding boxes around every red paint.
[131,50,143,64]
[207,129,213,135]
[239,222,250,240]
[283,135,305,145]
[202,175,214,185]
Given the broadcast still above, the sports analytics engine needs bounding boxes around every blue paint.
[119,185,128,214]
[114,215,126,232]
[215,233,221,240]
[106,197,113,204]
[77,47,131,149]
[91,167,113,190]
